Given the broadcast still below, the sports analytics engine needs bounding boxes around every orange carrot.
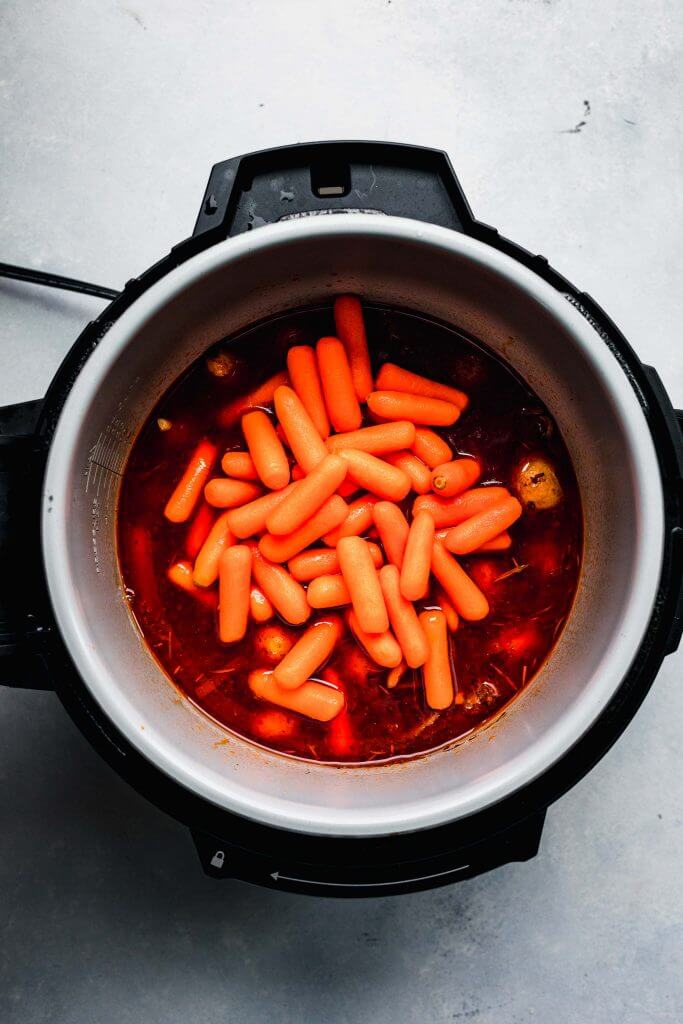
[204,478,264,509]
[386,660,408,689]
[339,449,411,502]
[193,511,234,587]
[327,706,354,756]
[337,536,389,633]
[431,458,481,498]
[273,385,328,472]
[333,295,373,402]
[372,501,410,569]
[367,391,460,427]
[306,574,351,609]
[225,482,297,538]
[184,503,215,558]
[431,541,489,621]
[326,421,416,455]
[400,511,435,601]
[164,440,217,522]
[218,370,288,428]
[167,560,218,608]
[249,669,344,722]
[291,463,304,481]
[376,362,469,411]
[411,427,452,468]
[337,476,360,499]
[323,494,378,545]
[434,587,460,632]
[273,617,343,690]
[316,337,362,432]
[250,585,275,622]
[345,609,403,669]
[414,486,510,528]
[445,497,522,555]
[288,542,382,582]
[418,610,454,709]
[384,451,431,494]
[218,546,252,643]
[286,345,331,439]
[250,546,311,625]
[379,565,429,668]
[476,530,512,553]
[266,454,347,535]
[220,450,259,480]
[241,409,290,490]
[259,495,349,562]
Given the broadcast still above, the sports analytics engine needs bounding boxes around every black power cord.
[0,261,119,302]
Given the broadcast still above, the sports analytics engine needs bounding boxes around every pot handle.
[192,141,477,239]
[0,399,54,689]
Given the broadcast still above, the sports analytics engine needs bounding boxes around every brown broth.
[117,304,582,763]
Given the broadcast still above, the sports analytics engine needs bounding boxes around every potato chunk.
[515,457,562,510]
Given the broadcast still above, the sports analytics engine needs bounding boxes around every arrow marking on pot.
[269,864,471,888]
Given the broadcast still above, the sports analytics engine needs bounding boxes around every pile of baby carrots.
[163,296,522,724]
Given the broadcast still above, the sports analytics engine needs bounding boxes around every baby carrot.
[337,536,389,634]
[326,421,416,455]
[367,391,460,427]
[345,609,403,669]
[414,486,510,528]
[220,451,259,481]
[384,451,431,494]
[411,428,452,468]
[339,449,411,502]
[316,337,362,432]
[323,494,378,546]
[286,345,331,439]
[273,385,328,472]
[164,440,217,522]
[400,511,435,601]
[372,501,410,569]
[204,478,264,509]
[306,573,351,609]
[259,496,349,562]
[167,560,218,608]
[444,496,522,555]
[184,502,215,558]
[434,587,460,632]
[250,546,311,625]
[376,363,469,411]
[219,546,252,643]
[250,586,275,623]
[273,617,343,690]
[431,458,481,498]
[418,610,454,710]
[266,454,347,535]
[249,669,344,722]
[379,565,429,669]
[241,409,290,490]
[288,542,382,582]
[218,370,288,428]
[225,482,297,538]
[476,530,512,553]
[430,541,489,621]
[333,295,374,402]
[337,476,360,499]
[193,511,234,587]
[387,660,408,689]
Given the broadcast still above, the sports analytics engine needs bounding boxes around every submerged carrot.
[400,511,435,601]
[249,669,344,722]
[411,428,452,468]
[323,494,378,546]
[372,501,410,569]
[266,454,347,535]
[250,546,311,625]
[273,385,328,472]
[476,530,512,553]
[384,451,431,494]
[430,541,489,621]
[431,458,481,498]
[193,512,234,587]
[387,660,408,689]
[220,451,259,481]
[418,610,454,710]
[337,536,389,634]
[445,497,522,555]
[259,495,349,562]
[434,587,460,632]
[316,337,362,432]
[273,617,343,690]
[184,502,215,558]
[326,421,416,455]
[218,370,288,428]
[345,609,403,669]
[167,560,218,608]
[367,391,460,427]
[250,585,275,623]
[379,565,429,669]
[204,478,264,509]
[241,409,290,490]
[414,486,510,528]
[219,546,252,643]
[164,440,217,522]
[376,363,469,411]
[306,573,351,609]
[334,295,374,402]
[288,542,382,582]
[339,449,411,502]
[327,707,354,756]
[225,482,297,538]
[286,345,331,439]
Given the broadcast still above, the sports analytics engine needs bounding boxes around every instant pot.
[1,142,681,896]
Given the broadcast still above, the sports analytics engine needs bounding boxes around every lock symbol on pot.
[210,849,226,870]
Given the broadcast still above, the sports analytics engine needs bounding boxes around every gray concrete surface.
[1,1,682,1021]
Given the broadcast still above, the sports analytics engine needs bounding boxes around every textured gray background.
[1,1,682,1022]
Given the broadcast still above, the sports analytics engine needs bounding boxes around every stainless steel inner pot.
[41,214,664,837]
